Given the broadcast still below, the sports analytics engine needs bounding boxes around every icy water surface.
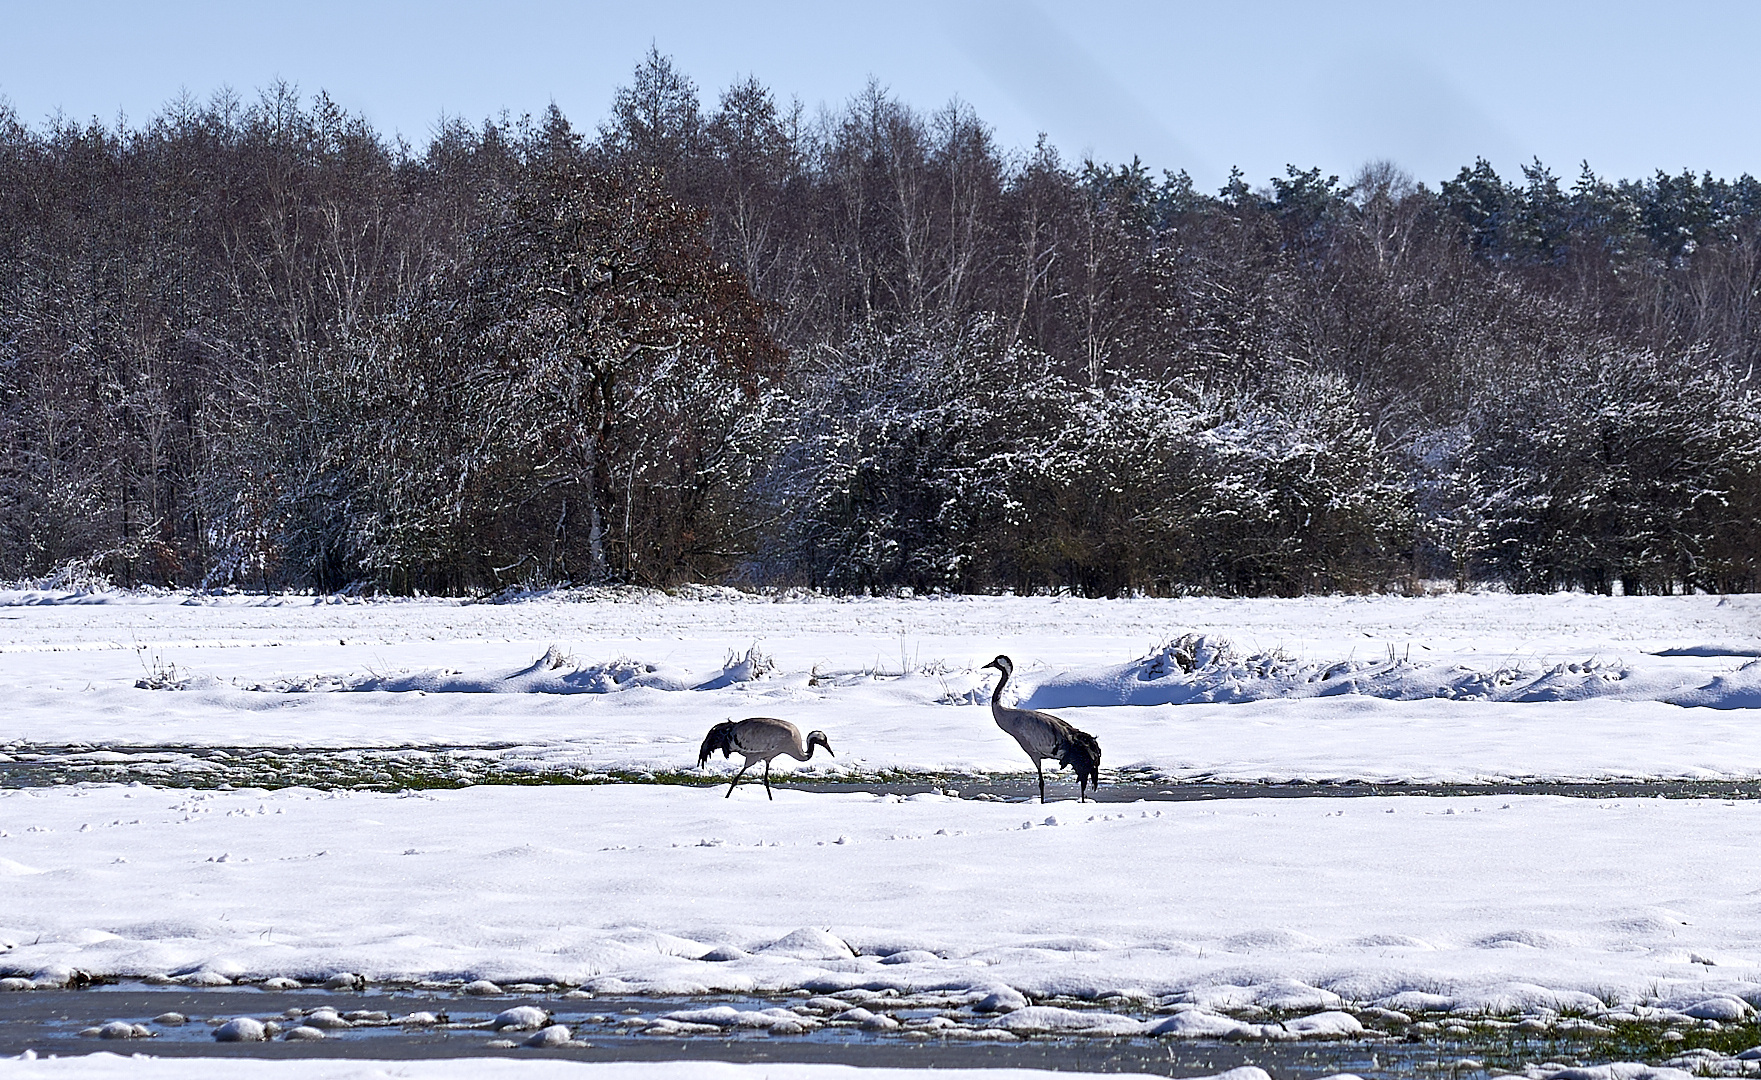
[6,744,1761,801]
[2,986,1730,1078]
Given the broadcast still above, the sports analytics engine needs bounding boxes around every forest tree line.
[1,52,1758,596]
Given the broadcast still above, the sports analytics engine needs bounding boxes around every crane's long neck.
[991,667,1009,706]
[786,739,818,762]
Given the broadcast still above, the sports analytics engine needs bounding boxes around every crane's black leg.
[1036,760,1047,803]
[724,761,752,798]
[762,759,773,800]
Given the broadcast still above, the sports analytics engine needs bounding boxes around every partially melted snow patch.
[972,987,1029,1013]
[987,1006,1143,1036]
[523,1023,572,1047]
[1378,983,1609,1016]
[491,1006,550,1031]
[658,1006,814,1033]
[1181,980,1342,1013]
[1521,1066,1698,1080]
[211,1017,265,1042]
[1279,1011,1363,1038]
[1146,1010,1264,1039]
[1679,997,1755,1021]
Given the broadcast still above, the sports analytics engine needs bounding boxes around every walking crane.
[697,717,834,799]
[981,655,1101,802]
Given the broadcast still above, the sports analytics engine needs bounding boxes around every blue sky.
[3,0,1757,190]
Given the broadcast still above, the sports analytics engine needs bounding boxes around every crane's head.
[807,730,834,757]
[981,655,1014,676]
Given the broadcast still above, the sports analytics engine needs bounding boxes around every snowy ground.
[4,782,1761,1013]
[1,589,1760,1062]
[1,590,1758,783]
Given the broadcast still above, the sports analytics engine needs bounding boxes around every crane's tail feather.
[1054,728,1102,794]
[698,721,738,768]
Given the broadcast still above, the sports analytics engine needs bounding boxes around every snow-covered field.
[5,782,1761,1013]
[2,589,1760,1048]
[1,589,1758,782]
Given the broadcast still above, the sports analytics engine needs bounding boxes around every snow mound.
[120,614,1761,712]
[1010,633,1759,710]
[694,645,778,690]
[757,927,854,960]
[879,949,940,965]
[211,644,776,696]
[1664,661,1761,710]
[1253,981,1344,1011]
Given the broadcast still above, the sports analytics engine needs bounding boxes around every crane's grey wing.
[994,705,1064,759]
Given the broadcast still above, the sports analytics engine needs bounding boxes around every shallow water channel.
[6,743,1761,801]
[0,985,1671,1077]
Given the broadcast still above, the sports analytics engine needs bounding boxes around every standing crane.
[697,717,834,799]
[981,655,1102,803]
